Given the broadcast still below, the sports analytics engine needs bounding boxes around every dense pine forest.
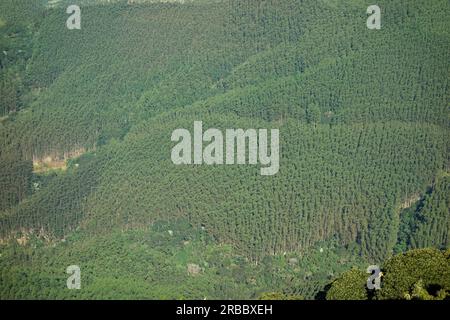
[0,0,449,299]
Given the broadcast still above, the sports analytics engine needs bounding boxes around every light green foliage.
[325,269,368,300]
[376,248,450,300]
[327,248,450,300]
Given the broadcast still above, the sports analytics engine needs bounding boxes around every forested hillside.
[0,0,449,299]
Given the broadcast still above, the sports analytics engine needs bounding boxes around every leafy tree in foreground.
[325,269,368,300]
[326,248,450,300]
[376,248,450,300]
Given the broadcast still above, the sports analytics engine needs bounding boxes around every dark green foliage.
[409,176,450,250]
[0,0,44,116]
[1,152,102,239]
[0,0,449,299]
[0,152,32,210]
[395,174,450,253]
